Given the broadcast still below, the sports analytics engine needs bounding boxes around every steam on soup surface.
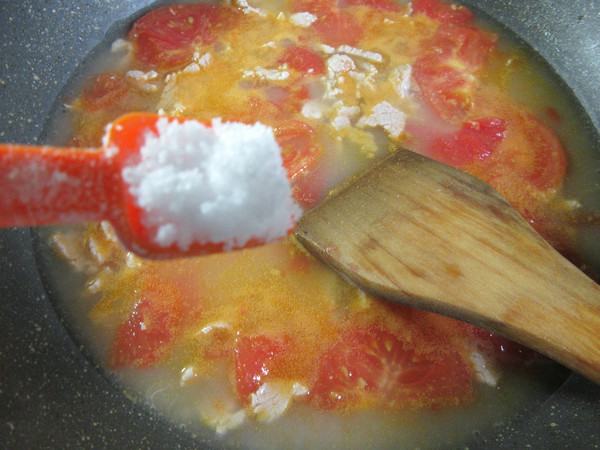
[45,0,592,447]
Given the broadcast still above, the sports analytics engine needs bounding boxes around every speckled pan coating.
[1,1,599,448]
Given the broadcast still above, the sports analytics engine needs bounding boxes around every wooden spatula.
[295,148,600,384]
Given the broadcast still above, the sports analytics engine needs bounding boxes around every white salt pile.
[121,117,302,251]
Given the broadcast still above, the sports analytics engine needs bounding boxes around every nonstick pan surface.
[1,1,599,448]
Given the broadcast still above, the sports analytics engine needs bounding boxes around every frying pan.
[1,0,599,448]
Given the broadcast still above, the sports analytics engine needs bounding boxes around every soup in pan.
[45,0,596,447]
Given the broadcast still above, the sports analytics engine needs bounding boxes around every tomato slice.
[289,0,337,15]
[414,24,497,121]
[266,83,311,116]
[510,112,567,192]
[341,0,402,12]
[234,335,290,398]
[412,0,474,25]
[274,120,325,207]
[312,10,364,47]
[481,110,567,196]
[129,4,231,70]
[80,72,127,111]
[279,46,326,75]
[109,282,183,369]
[429,117,506,168]
[310,328,473,409]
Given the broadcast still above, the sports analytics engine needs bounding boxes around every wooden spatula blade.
[296,149,600,384]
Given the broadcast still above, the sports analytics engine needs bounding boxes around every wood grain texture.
[296,149,600,384]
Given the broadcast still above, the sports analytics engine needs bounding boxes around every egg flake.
[357,101,407,138]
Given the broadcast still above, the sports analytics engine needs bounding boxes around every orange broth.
[42,0,597,447]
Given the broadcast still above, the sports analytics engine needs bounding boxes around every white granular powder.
[121,118,302,251]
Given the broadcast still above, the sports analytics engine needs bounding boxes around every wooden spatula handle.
[0,144,115,226]
[297,149,600,384]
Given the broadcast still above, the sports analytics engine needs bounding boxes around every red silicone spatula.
[0,113,249,258]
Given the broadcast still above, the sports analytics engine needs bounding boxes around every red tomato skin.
[483,111,567,195]
[274,120,325,207]
[517,113,567,191]
[413,62,474,120]
[234,335,289,398]
[429,117,506,168]
[109,293,182,369]
[414,24,497,121]
[438,24,497,69]
[129,4,229,70]
[412,0,474,25]
[279,46,326,75]
[275,120,317,174]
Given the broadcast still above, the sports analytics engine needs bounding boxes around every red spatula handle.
[0,144,118,227]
